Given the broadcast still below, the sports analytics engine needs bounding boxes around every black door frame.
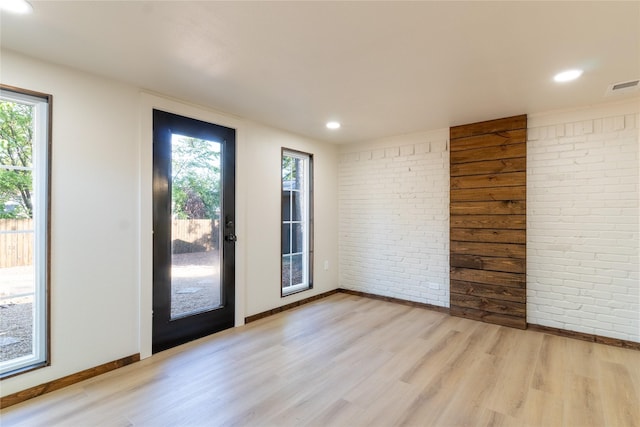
[152,109,236,353]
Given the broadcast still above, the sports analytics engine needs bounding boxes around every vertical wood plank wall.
[449,115,527,329]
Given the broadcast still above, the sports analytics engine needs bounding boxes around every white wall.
[338,130,450,307]
[1,50,339,397]
[338,100,639,343]
[242,122,339,316]
[1,51,140,396]
[527,100,640,342]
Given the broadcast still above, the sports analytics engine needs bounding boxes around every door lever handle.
[225,234,237,242]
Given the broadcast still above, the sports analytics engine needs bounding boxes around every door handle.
[225,234,237,242]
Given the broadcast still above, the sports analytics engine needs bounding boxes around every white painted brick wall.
[338,102,639,343]
[338,135,450,307]
[528,110,640,342]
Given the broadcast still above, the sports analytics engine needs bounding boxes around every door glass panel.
[170,134,222,319]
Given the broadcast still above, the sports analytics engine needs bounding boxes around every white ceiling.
[1,1,639,144]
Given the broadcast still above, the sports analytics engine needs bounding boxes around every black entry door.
[152,109,236,353]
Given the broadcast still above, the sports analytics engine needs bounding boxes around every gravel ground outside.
[0,252,222,364]
[171,250,221,318]
[0,301,33,363]
[0,266,34,363]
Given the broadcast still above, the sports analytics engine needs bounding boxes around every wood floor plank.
[1,294,639,427]
[531,334,567,396]
[597,361,639,427]
[521,388,564,427]
[306,398,365,427]
[564,374,606,427]
[434,352,503,426]
[485,329,543,418]
[485,325,520,357]
[399,329,463,384]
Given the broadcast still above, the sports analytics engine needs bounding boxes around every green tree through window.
[0,101,33,219]
[171,135,221,220]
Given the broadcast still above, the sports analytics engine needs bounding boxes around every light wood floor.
[2,293,639,426]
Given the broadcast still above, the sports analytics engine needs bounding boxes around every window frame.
[0,85,52,379]
[280,148,313,297]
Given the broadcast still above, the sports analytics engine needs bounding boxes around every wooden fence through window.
[0,219,34,268]
[0,219,218,268]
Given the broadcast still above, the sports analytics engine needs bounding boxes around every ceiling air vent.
[605,79,640,96]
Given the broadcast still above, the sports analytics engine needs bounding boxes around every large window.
[0,86,51,378]
[281,149,313,296]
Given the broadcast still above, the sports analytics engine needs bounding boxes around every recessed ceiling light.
[554,69,583,83]
[326,121,341,130]
[0,0,33,14]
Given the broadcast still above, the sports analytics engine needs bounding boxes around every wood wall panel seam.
[450,241,526,258]
[450,293,526,316]
[450,268,526,288]
[450,201,526,216]
[449,228,526,244]
[451,186,526,202]
[450,280,526,303]
[449,129,527,152]
[450,172,526,189]
[449,306,527,329]
[450,114,527,139]
[450,143,526,165]
[450,254,526,273]
[450,215,526,229]
[451,158,527,177]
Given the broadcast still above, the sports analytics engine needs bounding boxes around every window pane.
[281,149,312,295]
[282,223,291,255]
[0,88,49,378]
[0,102,32,169]
[282,191,291,221]
[0,232,35,364]
[281,156,292,182]
[290,254,303,286]
[291,223,303,253]
[0,169,33,218]
[291,158,302,190]
[281,255,291,288]
[291,191,302,221]
[283,156,302,191]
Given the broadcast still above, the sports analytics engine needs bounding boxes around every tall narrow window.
[0,86,51,378]
[281,149,313,296]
